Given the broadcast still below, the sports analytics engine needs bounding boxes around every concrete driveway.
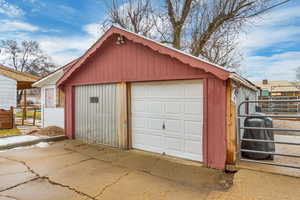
[2,140,300,200]
[0,140,232,200]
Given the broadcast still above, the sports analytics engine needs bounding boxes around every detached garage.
[57,26,259,169]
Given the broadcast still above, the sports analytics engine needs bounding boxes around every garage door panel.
[132,117,147,129]
[132,80,203,162]
[165,119,181,133]
[148,102,164,114]
[184,121,203,136]
[148,118,165,131]
[165,137,182,152]
[184,83,203,98]
[184,102,203,115]
[133,132,164,153]
[165,103,182,114]
[132,100,146,112]
[185,140,202,155]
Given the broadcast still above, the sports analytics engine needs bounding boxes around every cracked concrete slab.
[47,159,130,197]
[25,152,92,176]
[0,140,235,200]
[150,156,231,190]
[0,146,73,162]
[0,158,29,175]
[96,171,210,200]
[0,172,36,191]
[0,179,87,200]
[112,150,160,172]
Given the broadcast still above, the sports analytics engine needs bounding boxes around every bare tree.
[103,0,155,37]
[0,40,56,77]
[102,0,290,69]
[0,40,57,103]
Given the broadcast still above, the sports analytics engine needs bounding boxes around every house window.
[56,88,65,107]
[45,88,55,108]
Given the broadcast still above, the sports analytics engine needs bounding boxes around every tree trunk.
[17,90,23,105]
[172,25,182,49]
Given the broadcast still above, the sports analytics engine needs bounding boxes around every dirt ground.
[273,119,300,135]
[239,118,300,177]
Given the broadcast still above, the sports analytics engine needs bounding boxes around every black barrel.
[241,113,275,160]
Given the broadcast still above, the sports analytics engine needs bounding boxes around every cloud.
[242,51,300,82]
[0,19,39,32]
[238,4,300,81]
[0,21,98,66]
[0,0,24,17]
[36,23,102,65]
[83,23,104,38]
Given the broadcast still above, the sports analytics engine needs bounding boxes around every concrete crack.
[0,194,18,200]
[62,158,94,169]
[40,176,96,200]
[0,177,39,193]
[0,156,96,200]
[95,171,131,199]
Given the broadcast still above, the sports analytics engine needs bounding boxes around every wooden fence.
[0,107,14,129]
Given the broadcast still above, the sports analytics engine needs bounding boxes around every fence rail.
[237,100,300,169]
[258,96,300,113]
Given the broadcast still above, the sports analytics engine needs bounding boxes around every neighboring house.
[19,88,41,106]
[32,60,77,128]
[0,64,39,110]
[256,80,300,96]
[57,26,258,170]
[0,74,17,110]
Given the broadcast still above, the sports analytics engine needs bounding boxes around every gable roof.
[33,58,78,87]
[0,64,39,83]
[57,25,230,87]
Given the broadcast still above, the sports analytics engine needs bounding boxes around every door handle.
[162,122,165,130]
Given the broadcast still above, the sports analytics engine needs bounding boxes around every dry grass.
[34,126,64,136]
[0,128,21,137]
[15,110,41,120]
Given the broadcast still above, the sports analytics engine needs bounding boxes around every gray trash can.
[241,113,275,160]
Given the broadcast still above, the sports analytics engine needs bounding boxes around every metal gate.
[75,84,119,147]
[237,99,300,169]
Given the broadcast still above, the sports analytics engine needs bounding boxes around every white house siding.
[236,84,258,115]
[41,84,64,128]
[0,74,17,110]
[234,83,258,137]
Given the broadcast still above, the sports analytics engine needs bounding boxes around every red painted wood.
[206,78,227,169]
[62,33,227,169]
[57,26,229,87]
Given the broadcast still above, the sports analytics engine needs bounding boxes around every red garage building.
[57,26,258,169]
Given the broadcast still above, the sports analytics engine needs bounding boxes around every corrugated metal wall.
[75,84,118,147]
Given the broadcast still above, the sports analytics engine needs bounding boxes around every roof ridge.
[0,64,39,79]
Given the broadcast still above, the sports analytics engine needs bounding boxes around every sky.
[0,0,300,82]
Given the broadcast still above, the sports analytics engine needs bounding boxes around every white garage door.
[131,80,203,161]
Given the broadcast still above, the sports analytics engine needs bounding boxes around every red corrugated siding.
[206,78,227,169]
[62,34,227,169]
[65,35,214,86]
